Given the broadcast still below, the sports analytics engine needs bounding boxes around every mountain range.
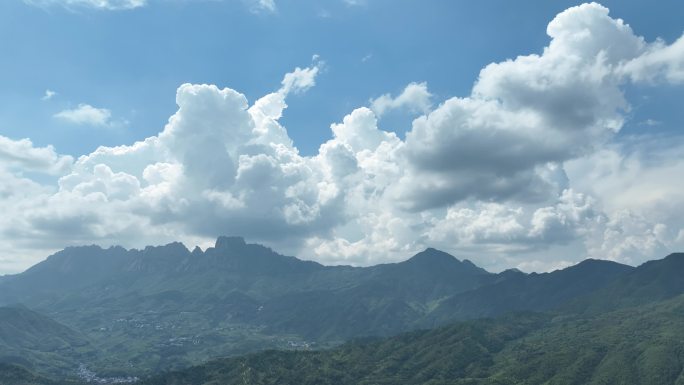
[0,237,683,383]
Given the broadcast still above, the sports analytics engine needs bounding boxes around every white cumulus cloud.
[370,82,432,117]
[0,135,73,175]
[619,33,684,84]
[1,3,684,274]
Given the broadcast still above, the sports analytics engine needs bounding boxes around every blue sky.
[3,0,683,156]
[0,0,683,274]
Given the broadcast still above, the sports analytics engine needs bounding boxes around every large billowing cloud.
[395,3,641,211]
[1,3,683,273]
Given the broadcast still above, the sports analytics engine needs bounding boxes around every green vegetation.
[0,305,97,379]
[144,295,684,385]
[0,364,68,385]
[566,252,684,314]
[425,258,632,326]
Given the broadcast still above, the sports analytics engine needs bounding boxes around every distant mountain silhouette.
[425,258,633,325]
[567,252,684,313]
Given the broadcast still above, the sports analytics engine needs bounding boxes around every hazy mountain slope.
[0,305,88,350]
[567,253,684,314]
[254,248,493,339]
[426,259,633,326]
[143,294,684,385]
[0,305,96,378]
[0,238,496,342]
[0,364,71,385]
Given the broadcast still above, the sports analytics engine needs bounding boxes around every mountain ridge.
[8,237,663,279]
[0,236,682,379]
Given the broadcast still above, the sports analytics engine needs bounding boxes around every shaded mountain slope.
[0,305,96,378]
[426,259,633,326]
[254,248,493,339]
[0,363,71,385]
[567,252,684,314]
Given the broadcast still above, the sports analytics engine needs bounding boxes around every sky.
[0,0,683,274]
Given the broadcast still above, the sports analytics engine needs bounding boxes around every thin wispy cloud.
[245,0,277,14]
[54,104,113,127]
[24,0,147,11]
[344,0,366,6]
[24,0,282,13]
[640,119,662,127]
[41,89,57,101]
